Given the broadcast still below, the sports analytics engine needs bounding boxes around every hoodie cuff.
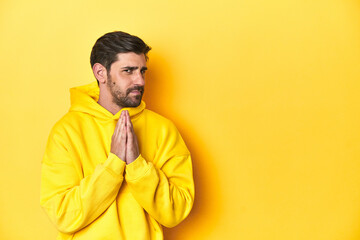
[103,153,126,176]
[125,155,151,181]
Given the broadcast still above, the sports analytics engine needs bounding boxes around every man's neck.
[97,88,122,115]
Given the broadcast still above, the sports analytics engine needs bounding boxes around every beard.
[107,76,144,108]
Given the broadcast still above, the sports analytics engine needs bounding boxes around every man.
[40,31,194,240]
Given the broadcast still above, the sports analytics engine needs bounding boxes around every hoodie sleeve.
[40,125,126,234]
[125,120,195,228]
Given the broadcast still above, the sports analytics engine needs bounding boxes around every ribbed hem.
[103,153,126,176]
[125,155,151,181]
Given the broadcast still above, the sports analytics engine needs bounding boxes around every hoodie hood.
[69,81,145,120]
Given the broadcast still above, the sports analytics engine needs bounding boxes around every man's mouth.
[130,90,141,95]
[127,86,144,95]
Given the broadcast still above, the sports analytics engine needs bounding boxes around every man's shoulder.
[48,111,85,136]
[141,109,177,130]
[142,109,170,121]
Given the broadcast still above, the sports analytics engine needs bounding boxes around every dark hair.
[90,31,151,81]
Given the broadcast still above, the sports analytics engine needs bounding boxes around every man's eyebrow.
[121,66,138,70]
[121,66,148,71]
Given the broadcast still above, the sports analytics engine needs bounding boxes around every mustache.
[126,86,144,95]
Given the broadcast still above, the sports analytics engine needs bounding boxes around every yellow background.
[1,0,360,239]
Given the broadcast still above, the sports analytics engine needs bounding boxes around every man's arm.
[124,111,195,227]
[40,113,127,234]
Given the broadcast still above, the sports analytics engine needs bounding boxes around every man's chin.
[114,94,143,108]
[130,101,141,107]
[125,98,142,108]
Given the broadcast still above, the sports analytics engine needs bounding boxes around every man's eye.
[124,69,132,73]
[141,70,146,74]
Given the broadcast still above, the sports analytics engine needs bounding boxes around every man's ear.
[92,63,108,84]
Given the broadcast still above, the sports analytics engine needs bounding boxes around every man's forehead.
[115,52,146,63]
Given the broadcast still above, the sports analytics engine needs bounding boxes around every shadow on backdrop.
[144,52,223,239]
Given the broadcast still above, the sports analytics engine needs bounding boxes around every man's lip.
[130,90,141,94]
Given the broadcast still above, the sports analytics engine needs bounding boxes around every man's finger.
[127,111,139,150]
[113,111,123,137]
[127,111,134,134]
[112,112,122,140]
[127,111,137,141]
[116,111,125,134]
[127,121,133,146]
[126,111,134,129]
[120,112,127,140]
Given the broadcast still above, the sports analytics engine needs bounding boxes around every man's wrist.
[126,153,140,165]
[110,150,126,162]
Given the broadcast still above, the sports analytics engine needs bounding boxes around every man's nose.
[133,71,145,86]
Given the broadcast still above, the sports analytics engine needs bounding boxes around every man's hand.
[110,111,127,162]
[124,110,140,164]
[110,110,140,164]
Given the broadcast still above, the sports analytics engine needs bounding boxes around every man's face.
[106,52,147,108]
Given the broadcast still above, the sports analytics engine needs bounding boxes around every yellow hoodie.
[40,82,194,240]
